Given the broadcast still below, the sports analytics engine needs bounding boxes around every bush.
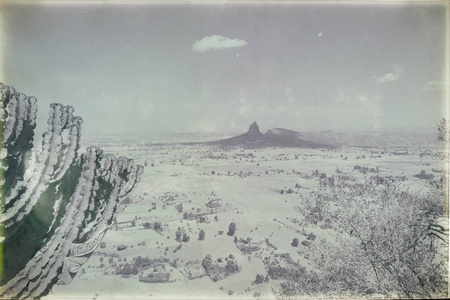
[175,229,183,242]
[228,222,237,236]
[182,233,190,243]
[282,178,448,298]
[153,222,162,231]
[414,170,434,180]
[199,229,205,241]
[254,274,265,284]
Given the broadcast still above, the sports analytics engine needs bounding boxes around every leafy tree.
[175,229,183,242]
[228,222,237,236]
[291,238,299,247]
[143,222,151,229]
[153,222,162,231]
[437,117,448,142]
[199,229,205,240]
[182,233,190,243]
[202,254,213,271]
[254,274,264,284]
[282,177,448,298]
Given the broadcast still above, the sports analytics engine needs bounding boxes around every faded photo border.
[0,1,449,299]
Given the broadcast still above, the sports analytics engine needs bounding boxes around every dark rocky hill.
[207,122,332,149]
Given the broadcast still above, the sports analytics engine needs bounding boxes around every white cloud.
[373,72,400,83]
[192,35,247,53]
[419,81,447,92]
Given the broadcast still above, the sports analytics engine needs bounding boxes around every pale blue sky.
[1,2,448,134]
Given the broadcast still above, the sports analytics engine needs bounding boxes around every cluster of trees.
[201,254,240,281]
[116,256,170,277]
[284,173,448,298]
[115,263,139,276]
[175,228,190,242]
[253,274,270,284]
[143,221,162,231]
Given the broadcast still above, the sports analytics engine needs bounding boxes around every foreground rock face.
[210,122,332,149]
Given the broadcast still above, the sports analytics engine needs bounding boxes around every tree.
[228,222,237,236]
[291,238,299,247]
[175,229,183,242]
[283,177,448,298]
[153,222,162,231]
[199,229,205,241]
[437,117,449,142]
[182,233,190,243]
[0,83,143,299]
[254,274,264,284]
[143,222,151,229]
[202,254,213,272]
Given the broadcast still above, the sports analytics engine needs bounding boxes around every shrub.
[282,178,448,298]
[153,222,162,231]
[182,233,190,243]
[414,170,434,180]
[254,274,265,284]
[199,229,205,241]
[228,222,237,236]
[175,229,183,242]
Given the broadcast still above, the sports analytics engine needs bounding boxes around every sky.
[0,1,448,134]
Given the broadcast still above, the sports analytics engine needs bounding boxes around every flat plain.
[46,131,448,299]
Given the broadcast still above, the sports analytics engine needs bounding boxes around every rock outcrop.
[209,122,332,149]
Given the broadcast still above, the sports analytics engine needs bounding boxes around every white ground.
[46,139,447,300]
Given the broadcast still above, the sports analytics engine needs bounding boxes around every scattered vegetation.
[201,254,240,282]
[283,175,448,298]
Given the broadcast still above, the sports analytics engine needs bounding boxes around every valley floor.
[46,140,447,299]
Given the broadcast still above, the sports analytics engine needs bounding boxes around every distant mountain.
[208,122,332,149]
[265,127,303,144]
[299,130,439,147]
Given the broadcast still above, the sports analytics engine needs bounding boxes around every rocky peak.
[248,121,262,135]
